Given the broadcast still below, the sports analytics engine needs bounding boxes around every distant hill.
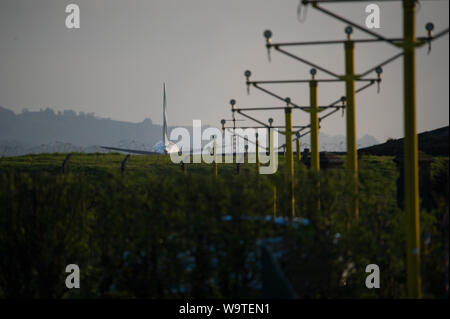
[0,106,162,146]
[358,126,449,156]
[0,105,380,156]
[0,106,193,156]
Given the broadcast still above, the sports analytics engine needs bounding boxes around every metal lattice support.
[219,0,447,298]
[298,0,449,299]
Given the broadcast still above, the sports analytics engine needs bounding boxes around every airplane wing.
[101,145,204,155]
[100,146,161,155]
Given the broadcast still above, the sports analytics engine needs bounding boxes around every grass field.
[0,153,448,298]
[0,152,265,176]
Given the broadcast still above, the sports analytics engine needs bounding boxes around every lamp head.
[263,30,272,40]
[425,22,434,32]
[244,70,252,83]
[345,26,353,39]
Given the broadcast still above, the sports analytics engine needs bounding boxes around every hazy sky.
[0,0,448,142]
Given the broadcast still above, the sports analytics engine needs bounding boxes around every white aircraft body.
[101,83,180,155]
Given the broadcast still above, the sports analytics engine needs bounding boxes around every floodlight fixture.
[245,70,252,94]
[263,30,272,42]
[374,66,383,92]
[263,30,273,61]
[345,26,353,39]
[375,66,383,75]
[425,22,435,53]
[310,68,317,79]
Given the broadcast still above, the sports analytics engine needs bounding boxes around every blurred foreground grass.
[0,153,447,298]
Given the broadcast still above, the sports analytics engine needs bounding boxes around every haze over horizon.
[0,104,382,157]
[0,0,448,143]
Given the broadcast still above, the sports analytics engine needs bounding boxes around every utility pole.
[344,26,358,222]
[284,98,295,218]
[403,0,421,299]
[309,69,320,172]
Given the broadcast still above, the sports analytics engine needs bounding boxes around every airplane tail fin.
[163,83,169,147]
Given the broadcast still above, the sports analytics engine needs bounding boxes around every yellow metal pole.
[403,0,421,299]
[296,136,301,161]
[256,132,260,173]
[344,31,359,223]
[268,118,273,155]
[221,119,226,162]
[213,137,218,177]
[285,106,295,218]
[309,79,320,172]
[309,75,321,215]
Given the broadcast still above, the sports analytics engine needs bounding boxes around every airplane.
[101,83,180,155]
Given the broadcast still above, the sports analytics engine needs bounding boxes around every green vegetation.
[0,153,448,298]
